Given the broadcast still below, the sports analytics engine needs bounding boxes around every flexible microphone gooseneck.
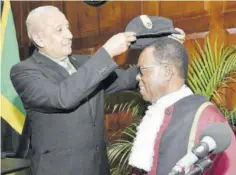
[168,122,231,175]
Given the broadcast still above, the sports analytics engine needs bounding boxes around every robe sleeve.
[195,105,236,175]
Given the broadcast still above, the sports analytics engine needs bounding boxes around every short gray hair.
[26,6,59,39]
[151,37,189,79]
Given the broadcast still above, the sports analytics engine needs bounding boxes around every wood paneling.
[222,1,236,110]
[121,1,142,30]
[11,1,21,42]
[76,2,99,37]
[10,1,236,135]
[64,1,82,38]
[142,1,159,16]
[105,112,133,141]
[227,28,236,45]
[174,15,210,34]
[222,1,236,45]
[223,1,236,11]
[159,1,207,19]
[99,1,122,31]
[11,1,236,51]
[19,1,29,46]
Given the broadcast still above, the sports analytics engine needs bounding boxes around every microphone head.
[200,122,231,154]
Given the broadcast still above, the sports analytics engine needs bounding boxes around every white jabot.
[128,85,193,172]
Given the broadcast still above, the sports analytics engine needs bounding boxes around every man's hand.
[103,32,137,57]
[168,28,186,44]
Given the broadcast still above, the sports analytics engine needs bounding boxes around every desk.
[1,158,30,175]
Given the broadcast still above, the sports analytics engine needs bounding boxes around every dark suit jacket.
[10,48,138,175]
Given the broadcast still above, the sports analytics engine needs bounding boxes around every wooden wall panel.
[142,1,159,16]
[19,1,30,46]
[159,1,210,36]
[175,15,210,34]
[76,2,99,37]
[10,1,236,135]
[98,1,122,32]
[11,1,21,43]
[121,1,142,30]
[221,1,236,110]
[227,29,236,45]
[223,1,236,11]
[51,1,64,11]
[28,1,63,11]
[159,1,207,19]
[11,1,236,52]
[105,112,133,141]
[65,1,100,38]
[11,1,30,59]
[64,1,81,38]
[222,2,236,45]
[28,1,42,11]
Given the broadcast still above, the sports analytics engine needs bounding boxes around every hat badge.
[140,15,153,29]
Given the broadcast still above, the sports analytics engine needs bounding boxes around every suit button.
[93,122,96,127]
[95,145,98,151]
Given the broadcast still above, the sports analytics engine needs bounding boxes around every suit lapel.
[69,56,80,70]
[32,50,69,79]
[69,55,91,70]
[69,55,98,122]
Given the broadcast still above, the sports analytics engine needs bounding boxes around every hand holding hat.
[125,15,186,49]
[103,32,137,58]
[168,28,186,44]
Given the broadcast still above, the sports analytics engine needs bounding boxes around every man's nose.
[65,28,73,39]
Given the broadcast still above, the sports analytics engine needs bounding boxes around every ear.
[163,64,173,81]
[32,33,44,48]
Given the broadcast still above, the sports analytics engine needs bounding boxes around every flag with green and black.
[1,0,26,157]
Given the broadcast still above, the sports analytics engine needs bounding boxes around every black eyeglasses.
[138,65,161,76]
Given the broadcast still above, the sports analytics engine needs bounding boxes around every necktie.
[60,58,77,75]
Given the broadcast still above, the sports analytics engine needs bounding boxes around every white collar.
[38,50,67,62]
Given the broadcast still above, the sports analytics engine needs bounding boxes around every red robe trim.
[132,95,236,175]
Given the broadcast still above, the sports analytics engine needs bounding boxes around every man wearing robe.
[129,37,236,175]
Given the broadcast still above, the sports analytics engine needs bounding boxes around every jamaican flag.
[1,0,26,153]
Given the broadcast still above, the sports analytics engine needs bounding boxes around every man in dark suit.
[10,6,185,175]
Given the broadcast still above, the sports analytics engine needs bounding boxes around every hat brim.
[130,29,179,49]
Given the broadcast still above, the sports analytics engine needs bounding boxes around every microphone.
[186,157,212,175]
[168,122,231,175]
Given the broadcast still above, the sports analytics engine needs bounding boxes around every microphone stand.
[186,157,212,175]
[168,170,185,175]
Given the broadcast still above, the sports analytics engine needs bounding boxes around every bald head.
[26,6,59,40]
[26,6,73,59]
